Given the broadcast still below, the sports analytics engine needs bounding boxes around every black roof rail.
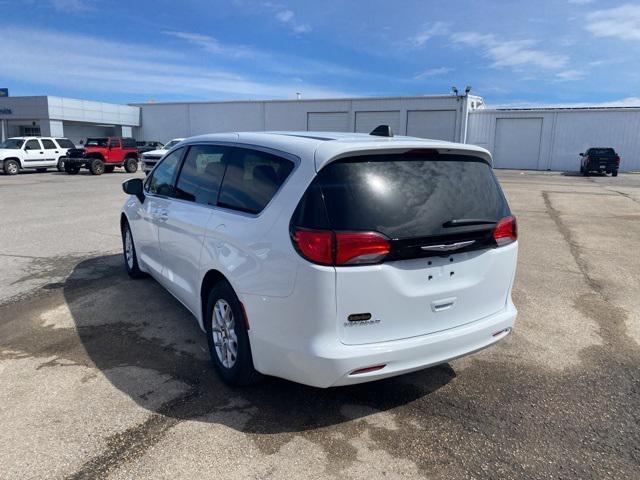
[370,125,393,137]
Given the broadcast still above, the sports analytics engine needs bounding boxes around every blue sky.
[0,0,639,107]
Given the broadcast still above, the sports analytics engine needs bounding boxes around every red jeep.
[63,137,139,175]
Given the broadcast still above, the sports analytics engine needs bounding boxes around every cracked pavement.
[0,169,639,479]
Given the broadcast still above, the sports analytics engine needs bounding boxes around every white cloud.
[451,32,568,69]
[163,31,256,59]
[413,67,452,79]
[274,8,311,33]
[555,69,586,81]
[409,22,449,47]
[0,26,349,100]
[586,4,640,40]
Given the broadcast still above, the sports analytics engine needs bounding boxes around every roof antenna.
[370,125,393,137]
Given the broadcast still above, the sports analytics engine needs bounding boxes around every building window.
[20,126,41,136]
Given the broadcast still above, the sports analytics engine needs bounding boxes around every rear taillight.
[335,231,390,265]
[616,155,621,165]
[493,216,517,247]
[291,228,391,266]
[291,228,334,265]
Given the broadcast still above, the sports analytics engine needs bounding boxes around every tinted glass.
[588,148,616,156]
[55,138,75,149]
[25,139,41,150]
[41,139,56,149]
[0,139,24,149]
[108,138,120,148]
[306,154,510,240]
[218,148,295,214]
[86,138,108,147]
[146,148,184,196]
[175,145,232,205]
[122,138,137,148]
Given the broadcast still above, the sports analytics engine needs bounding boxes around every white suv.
[120,130,518,387]
[141,138,185,174]
[1,137,76,175]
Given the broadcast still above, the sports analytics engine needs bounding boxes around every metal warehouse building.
[132,94,482,145]
[2,93,639,171]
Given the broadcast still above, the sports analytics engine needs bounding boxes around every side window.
[55,138,75,149]
[146,148,184,196]
[25,139,42,151]
[218,148,295,214]
[41,139,56,149]
[109,138,121,148]
[175,144,232,205]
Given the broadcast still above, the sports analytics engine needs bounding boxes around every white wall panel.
[307,112,349,132]
[354,111,400,134]
[493,118,543,169]
[406,110,457,141]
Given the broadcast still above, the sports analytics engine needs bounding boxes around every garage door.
[493,118,543,169]
[307,112,349,132]
[406,110,457,141]
[355,111,400,134]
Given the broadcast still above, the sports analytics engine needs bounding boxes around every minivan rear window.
[296,153,510,240]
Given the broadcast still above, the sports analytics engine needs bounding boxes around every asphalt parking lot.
[1,168,639,479]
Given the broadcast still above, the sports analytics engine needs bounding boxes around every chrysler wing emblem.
[420,240,475,252]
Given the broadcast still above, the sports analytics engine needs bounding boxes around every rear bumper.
[250,303,517,388]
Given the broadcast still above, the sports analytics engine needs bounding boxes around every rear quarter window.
[217,148,295,214]
[55,139,75,149]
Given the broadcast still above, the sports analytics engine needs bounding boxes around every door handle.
[157,209,169,222]
[55,150,59,153]
[431,297,456,313]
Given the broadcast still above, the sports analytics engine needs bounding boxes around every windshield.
[163,140,181,150]
[0,139,25,149]
[85,138,108,147]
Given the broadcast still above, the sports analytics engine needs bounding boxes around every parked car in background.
[580,148,620,176]
[63,137,139,175]
[136,141,164,155]
[120,128,518,387]
[1,137,76,175]
[141,138,185,174]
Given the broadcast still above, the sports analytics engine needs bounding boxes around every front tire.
[124,157,138,173]
[3,159,19,175]
[122,221,146,279]
[57,158,66,172]
[65,164,80,175]
[205,282,260,386]
[89,158,104,175]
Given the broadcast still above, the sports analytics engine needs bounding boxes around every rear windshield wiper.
[442,218,497,228]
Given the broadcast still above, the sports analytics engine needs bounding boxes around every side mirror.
[122,178,145,203]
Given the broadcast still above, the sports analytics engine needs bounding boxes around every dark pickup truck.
[580,148,620,177]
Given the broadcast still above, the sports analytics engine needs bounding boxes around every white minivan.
[121,130,518,388]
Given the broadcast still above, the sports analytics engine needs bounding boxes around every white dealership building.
[2,93,639,171]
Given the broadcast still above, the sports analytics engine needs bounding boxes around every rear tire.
[89,158,104,175]
[122,221,146,279]
[104,165,115,173]
[3,159,19,175]
[612,169,618,177]
[124,157,138,173]
[205,282,260,386]
[57,158,66,172]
